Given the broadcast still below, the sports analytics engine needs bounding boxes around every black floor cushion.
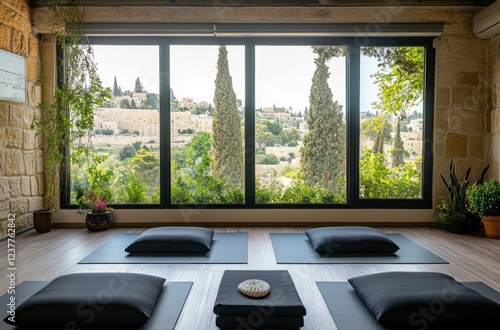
[216,315,304,329]
[125,226,214,254]
[348,271,500,329]
[4,273,166,328]
[305,226,400,255]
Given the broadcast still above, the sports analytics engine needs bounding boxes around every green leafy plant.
[467,180,500,217]
[437,160,489,233]
[31,0,111,210]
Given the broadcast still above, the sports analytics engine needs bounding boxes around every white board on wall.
[0,49,27,103]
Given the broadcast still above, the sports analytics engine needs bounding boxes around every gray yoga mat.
[78,232,248,264]
[269,233,447,264]
[317,281,500,330]
[0,280,192,330]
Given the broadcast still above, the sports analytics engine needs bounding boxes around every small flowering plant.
[77,191,112,215]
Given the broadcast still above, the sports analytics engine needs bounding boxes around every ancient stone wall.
[0,0,43,238]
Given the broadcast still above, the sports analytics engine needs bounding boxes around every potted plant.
[31,0,111,233]
[436,161,488,233]
[467,179,500,238]
[77,191,113,231]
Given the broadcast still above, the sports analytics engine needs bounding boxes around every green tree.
[120,99,131,109]
[300,48,346,191]
[367,47,424,120]
[210,45,244,188]
[263,120,282,136]
[117,171,147,203]
[131,99,138,109]
[360,116,392,154]
[391,120,405,167]
[185,132,211,167]
[134,77,145,93]
[113,76,121,97]
[143,93,159,109]
[119,144,137,160]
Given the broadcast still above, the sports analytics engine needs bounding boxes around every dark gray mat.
[317,281,500,330]
[78,232,248,264]
[269,233,447,264]
[1,280,192,330]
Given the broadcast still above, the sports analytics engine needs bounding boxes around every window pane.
[70,45,160,205]
[170,45,245,204]
[359,46,424,199]
[255,46,347,204]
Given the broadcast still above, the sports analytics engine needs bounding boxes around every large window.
[65,32,435,209]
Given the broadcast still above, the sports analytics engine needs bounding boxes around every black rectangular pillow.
[305,226,400,255]
[348,271,500,329]
[125,226,214,254]
[4,273,166,328]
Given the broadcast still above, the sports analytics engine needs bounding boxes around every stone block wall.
[0,0,43,238]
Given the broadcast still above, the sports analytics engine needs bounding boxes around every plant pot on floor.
[33,210,54,233]
[85,211,112,231]
[482,216,500,238]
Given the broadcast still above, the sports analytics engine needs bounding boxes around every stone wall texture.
[0,0,43,238]
[1,3,497,230]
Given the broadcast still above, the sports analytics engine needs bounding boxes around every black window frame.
[61,34,435,210]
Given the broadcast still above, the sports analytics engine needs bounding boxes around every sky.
[92,45,385,114]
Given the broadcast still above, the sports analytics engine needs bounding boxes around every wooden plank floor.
[1,227,500,329]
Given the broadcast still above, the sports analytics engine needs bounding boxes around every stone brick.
[447,34,480,56]
[492,134,500,160]
[0,24,11,51]
[26,56,40,82]
[29,196,44,212]
[446,133,468,158]
[36,173,44,195]
[28,35,40,57]
[468,135,485,159]
[23,130,35,149]
[5,149,24,175]
[0,148,6,175]
[23,150,35,175]
[434,107,449,130]
[458,110,485,133]
[8,177,21,197]
[0,103,8,126]
[0,200,9,221]
[9,105,23,127]
[491,109,500,134]
[30,176,38,197]
[451,87,474,110]
[436,72,456,87]
[35,149,43,173]
[433,131,446,158]
[436,87,450,107]
[456,72,479,86]
[21,176,30,195]
[11,28,27,55]
[438,57,485,73]
[0,177,9,200]
[5,127,23,148]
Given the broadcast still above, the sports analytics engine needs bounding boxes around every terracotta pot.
[85,211,112,231]
[482,215,500,239]
[33,210,53,233]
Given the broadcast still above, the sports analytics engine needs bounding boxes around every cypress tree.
[210,46,244,188]
[134,77,144,93]
[300,53,345,191]
[391,120,405,167]
[113,76,120,96]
